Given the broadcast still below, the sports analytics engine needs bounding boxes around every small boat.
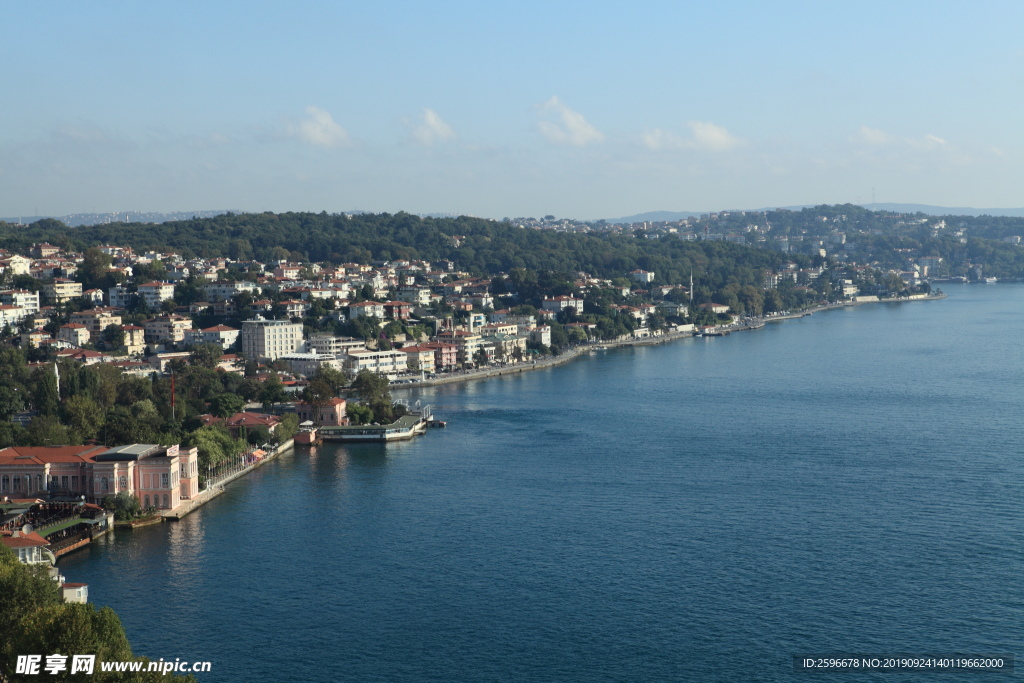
[428,420,447,428]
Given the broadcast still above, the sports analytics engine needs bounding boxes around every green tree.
[350,370,391,405]
[101,491,143,521]
[0,384,24,421]
[276,413,299,442]
[346,402,373,425]
[181,424,243,473]
[102,323,126,349]
[189,343,222,369]
[31,368,59,416]
[0,543,62,650]
[3,600,197,682]
[62,394,105,442]
[78,247,113,290]
[209,393,245,418]
[24,415,72,447]
[261,374,288,409]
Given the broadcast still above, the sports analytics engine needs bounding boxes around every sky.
[1,1,1023,220]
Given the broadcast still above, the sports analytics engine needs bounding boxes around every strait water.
[60,283,1023,682]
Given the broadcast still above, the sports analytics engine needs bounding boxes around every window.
[12,476,20,491]
[72,476,78,490]
[119,476,127,491]
[162,494,169,508]
[1,475,7,492]
[101,477,108,492]
[161,473,168,488]
[144,495,150,508]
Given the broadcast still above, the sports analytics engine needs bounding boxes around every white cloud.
[411,108,456,146]
[857,126,948,150]
[688,121,741,151]
[642,121,741,152]
[537,96,604,147]
[909,133,947,150]
[857,126,892,145]
[291,106,350,147]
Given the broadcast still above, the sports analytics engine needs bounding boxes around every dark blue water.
[59,284,1023,681]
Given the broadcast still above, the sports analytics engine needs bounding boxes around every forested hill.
[0,212,809,288]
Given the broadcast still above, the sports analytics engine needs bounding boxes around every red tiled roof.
[0,445,107,465]
[225,412,281,428]
[1,531,50,548]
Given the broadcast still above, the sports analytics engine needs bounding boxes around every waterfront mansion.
[0,443,200,512]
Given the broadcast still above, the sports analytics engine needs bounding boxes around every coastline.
[391,293,947,392]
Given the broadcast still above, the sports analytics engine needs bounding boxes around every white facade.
[240,317,304,360]
[279,351,342,377]
[344,350,408,377]
[0,289,40,313]
[137,282,176,309]
[202,281,261,301]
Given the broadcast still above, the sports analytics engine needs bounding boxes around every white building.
[137,282,176,309]
[541,296,584,315]
[240,317,304,361]
[202,281,261,301]
[186,324,239,349]
[0,289,40,313]
[279,350,342,377]
[343,349,408,378]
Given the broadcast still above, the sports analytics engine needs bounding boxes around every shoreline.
[391,293,947,392]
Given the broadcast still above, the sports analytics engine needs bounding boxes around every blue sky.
[2,1,1022,219]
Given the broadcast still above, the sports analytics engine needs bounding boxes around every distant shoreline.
[391,293,947,392]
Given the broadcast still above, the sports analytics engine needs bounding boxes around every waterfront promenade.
[161,438,294,520]
[391,293,946,392]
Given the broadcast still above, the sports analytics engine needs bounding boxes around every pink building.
[0,443,199,511]
[295,397,349,426]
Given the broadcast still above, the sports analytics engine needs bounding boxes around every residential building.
[223,412,282,440]
[529,325,552,346]
[240,317,304,361]
[57,323,91,347]
[418,342,458,371]
[121,325,146,354]
[383,300,412,320]
[42,279,82,304]
[541,295,584,315]
[0,289,40,313]
[137,281,176,309]
[185,324,239,349]
[0,305,28,327]
[398,345,436,373]
[295,398,349,427]
[1,531,53,566]
[108,285,135,308]
[305,334,366,356]
[343,349,408,377]
[347,301,385,320]
[142,315,192,344]
[202,280,261,301]
[70,309,122,341]
[435,330,484,366]
[278,350,342,377]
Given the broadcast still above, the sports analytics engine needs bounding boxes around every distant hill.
[607,204,1024,224]
[858,203,1024,218]
[604,210,705,224]
[0,209,239,227]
